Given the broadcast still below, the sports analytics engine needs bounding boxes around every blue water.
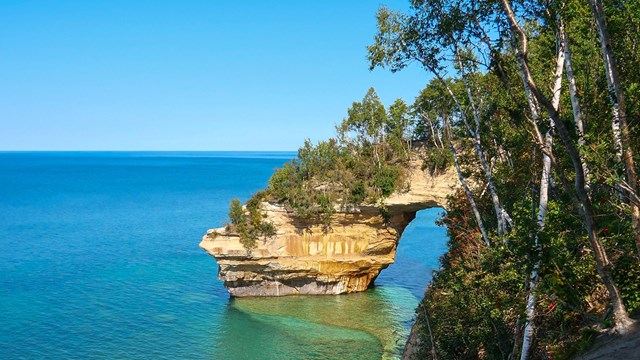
[0,152,448,359]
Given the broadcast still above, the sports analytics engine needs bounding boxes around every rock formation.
[199,159,458,297]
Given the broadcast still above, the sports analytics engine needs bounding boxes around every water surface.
[0,152,447,359]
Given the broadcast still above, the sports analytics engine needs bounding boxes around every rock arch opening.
[375,207,448,298]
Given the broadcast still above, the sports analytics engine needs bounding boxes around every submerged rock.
[199,159,457,297]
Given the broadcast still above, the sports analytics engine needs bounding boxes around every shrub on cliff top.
[226,197,276,253]
[228,198,245,225]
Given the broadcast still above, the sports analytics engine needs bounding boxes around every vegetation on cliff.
[367,0,640,358]
[225,196,276,252]
[225,87,452,233]
[265,88,417,218]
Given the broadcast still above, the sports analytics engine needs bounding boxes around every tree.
[500,0,634,334]
[369,5,512,237]
[588,0,640,256]
[226,197,275,253]
[339,87,389,169]
[228,198,245,225]
[519,18,566,359]
[387,98,413,156]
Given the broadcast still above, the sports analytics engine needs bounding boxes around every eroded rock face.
[199,161,457,297]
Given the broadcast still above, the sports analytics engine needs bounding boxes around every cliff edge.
[199,159,457,297]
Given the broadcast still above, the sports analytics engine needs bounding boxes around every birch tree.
[499,0,635,334]
[368,5,512,237]
[419,78,492,247]
[445,113,491,247]
[559,15,590,192]
[519,24,565,360]
[588,0,640,256]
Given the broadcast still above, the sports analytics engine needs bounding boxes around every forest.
[225,0,639,357]
[367,0,639,358]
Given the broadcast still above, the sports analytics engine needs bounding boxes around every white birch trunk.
[454,48,510,235]
[445,116,491,247]
[589,0,640,256]
[422,112,443,149]
[519,36,565,360]
[590,0,623,161]
[560,19,591,192]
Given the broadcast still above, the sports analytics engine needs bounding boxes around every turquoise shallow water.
[0,152,448,359]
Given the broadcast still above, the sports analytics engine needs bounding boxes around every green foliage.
[225,196,276,253]
[374,165,399,197]
[416,194,525,359]
[349,180,367,204]
[341,87,388,146]
[267,162,303,203]
[421,147,452,175]
[415,189,632,359]
[254,87,436,220]
[228,198,245,225]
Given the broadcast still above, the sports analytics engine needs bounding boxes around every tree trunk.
[520,34,564,360]
[437,50,511,236]
[589,0,640,256]
[590,0,623,161]
[421,304,438,360]
[519,132,552,360]
[560,19,591,193]
[500,0,634,335]
[422,111,443,149]
[374,144,381,169]
[444,115,491,247]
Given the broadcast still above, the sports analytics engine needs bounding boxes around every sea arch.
[199,161,458,297]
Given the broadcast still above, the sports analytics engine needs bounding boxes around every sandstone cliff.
[199,159,457,297]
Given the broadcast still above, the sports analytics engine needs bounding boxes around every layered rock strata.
[199,159,457,297]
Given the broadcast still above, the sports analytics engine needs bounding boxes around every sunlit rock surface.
[199,158,457,297]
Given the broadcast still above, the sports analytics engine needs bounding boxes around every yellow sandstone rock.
[199,160,457,297]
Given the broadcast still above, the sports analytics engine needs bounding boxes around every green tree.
[228,198,245,225]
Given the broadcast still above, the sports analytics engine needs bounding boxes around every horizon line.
[0,149,298,153]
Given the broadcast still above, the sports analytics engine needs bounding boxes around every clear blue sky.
[0,1,429,151]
